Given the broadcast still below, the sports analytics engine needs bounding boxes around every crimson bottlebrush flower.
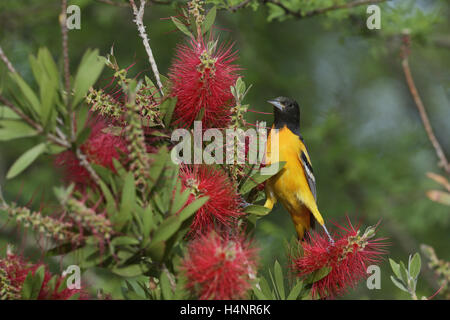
[182,231,258,300]
[292,218,388,299]
[0,253,87,300]
[54,118,127,187]
[169,37,239,129]
[179,165,244,235]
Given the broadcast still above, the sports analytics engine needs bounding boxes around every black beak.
[267,99,284,111]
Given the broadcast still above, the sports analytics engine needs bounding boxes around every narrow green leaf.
[171,17,193,38]
[6,142,46,179]
[160,271,173,300]
[389,258,402,279]
[202,6,216,34]
[259,277,273,299]
[409,253,421,280]
[0,120,36,141]
[21,266,45,300]
[178,196,209,221]
[286,280,303,300]
[399,261,409,283]
[117,172,135,225]
[39,72,56,128]
[112,264,148,278]
[160,97,177,127]
[239,162,286,194]
[10,73,41,116]
[72,49,105,107]
[244,205,271,216]
[252,286,267,300]
[273,260,285,300]
[390,276,409,293]
[110,236,139,247]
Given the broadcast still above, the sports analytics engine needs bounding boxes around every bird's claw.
[239,197,252,208]
[322,224,334,245]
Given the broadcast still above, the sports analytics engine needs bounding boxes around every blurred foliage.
[0,0,449,299]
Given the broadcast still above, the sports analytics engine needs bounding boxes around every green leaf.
[37,48,59,89]
[286,280,303,300]
[390,276,409,293]
[112,264,148,278]
[202,6,216,34]
[151,216,181,244]
[38,72,56,128]
[252,286,268,300]
[160,97,177,127]
[259,277,273,299]
[0,120,37,141]
[10,73,41,116]
[171,17,193,38]
[389,258,401,279]
[389,258,402,279]
[273,260,285,300]
[117,172,136,226]
[239,162,285,194]
[21,266,45,299]
[244,205,271,216]
[110,236,139,247]
[409,253,421,280]
[72,49,105,107]
[399,261,409,283]
[305,266,332,284]
[160,271,173,300]
[6,142,46,179]
[178,196,209,221]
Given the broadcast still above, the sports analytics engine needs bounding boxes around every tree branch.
[0,45,16,74]
[260,0,387,19]
[401,34,450,174]
[129,0,164,95]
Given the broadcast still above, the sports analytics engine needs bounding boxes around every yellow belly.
[264,126,318,239]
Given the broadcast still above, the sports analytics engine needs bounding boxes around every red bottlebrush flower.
[179,165,244,235]
[292,218,388,299]
[182,231,258,300]
[169,37,239,129]
[0,253,87,300]
[54,118,127,187]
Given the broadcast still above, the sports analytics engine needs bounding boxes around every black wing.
[300,150,317,201]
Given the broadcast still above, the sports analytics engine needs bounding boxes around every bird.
[263,96,333,242]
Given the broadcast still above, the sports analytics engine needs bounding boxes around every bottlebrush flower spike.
[182,231,258,300]
[179,165,244,235]
[54,118,127,187]
[169,37,239,129]
[0,252,87,300]
[292,218,388,299]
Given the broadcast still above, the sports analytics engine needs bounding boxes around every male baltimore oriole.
[264,96,333,242]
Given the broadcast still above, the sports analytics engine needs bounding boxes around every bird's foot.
[239,197,252,208]
[322,224,335,245]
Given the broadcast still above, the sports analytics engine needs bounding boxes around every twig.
[76,149,102,187]
[0,94,70,148]
[60,0,77,143]
[229,0,252,12]
[129,0,164,95]
[95,0,171,6]
[60,0,70,101]
[401,34,450,174]
[0,45,16,73]
[260,0,387,19]
[96,0,130,6]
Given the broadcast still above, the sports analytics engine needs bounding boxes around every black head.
[268,96,300,132]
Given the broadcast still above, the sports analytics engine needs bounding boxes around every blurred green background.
[0,0,449,299]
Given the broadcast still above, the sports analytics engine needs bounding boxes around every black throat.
[273,107,301,136]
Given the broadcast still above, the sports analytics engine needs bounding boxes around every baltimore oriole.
[264,96,333,242]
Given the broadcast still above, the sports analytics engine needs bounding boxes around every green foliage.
[390,253,422,299]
